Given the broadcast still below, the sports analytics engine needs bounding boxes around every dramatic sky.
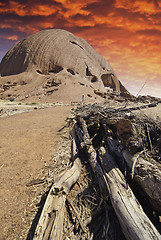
[0,0,161,97]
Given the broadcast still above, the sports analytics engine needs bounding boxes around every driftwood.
[124,150,161,212]
[98,146,161,240]
[74,119,109,196]
[75,119,117,239]
[33,135,81,240]
[108,138,161,213]
[75,117,161,240]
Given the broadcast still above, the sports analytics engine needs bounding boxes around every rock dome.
[0,29,127,93]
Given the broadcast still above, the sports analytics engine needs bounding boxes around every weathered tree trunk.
[123,150,161,212]
[75,119,117,239]
[74,119,109,196]
[75,118,161,240]
[98,146,161,240]
[108,138,161,213]
[33,134,81,240]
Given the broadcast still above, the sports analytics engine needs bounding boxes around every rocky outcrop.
[0,29,130,95]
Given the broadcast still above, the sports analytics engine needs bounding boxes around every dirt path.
[0,105,72,240]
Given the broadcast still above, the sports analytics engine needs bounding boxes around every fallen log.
[33,134,81,240]
[123,150,161,212]
[98,146,161,240]
[108,138,161,213]
[75,118,161,239]
[74,118,109,196]
[75,119,117,239]
[75,101,159,120]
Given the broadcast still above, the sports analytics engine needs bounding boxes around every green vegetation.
[25,102,38,105]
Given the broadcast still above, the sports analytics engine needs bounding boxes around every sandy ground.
[0,104,72,240]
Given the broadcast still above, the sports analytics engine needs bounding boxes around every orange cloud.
[115,0,161,15]
[6,1,27,16]
[7,35,18,40]
[0,0,61,17]
[30,5,57,16]
[133,0,159,15]
[0,23,12,29]
[38,22,54,29]
[59,2,89,18]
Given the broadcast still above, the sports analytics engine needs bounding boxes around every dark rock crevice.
[86,65,92,76]
[49,65,63,74]
[69,41,84,50]
[67,69,75,75]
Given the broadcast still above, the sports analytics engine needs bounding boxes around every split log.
[98,146,161,240]
[108,138,161,213]
[33,134,81,240]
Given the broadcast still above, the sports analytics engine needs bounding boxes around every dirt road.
[0,105,72,239]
